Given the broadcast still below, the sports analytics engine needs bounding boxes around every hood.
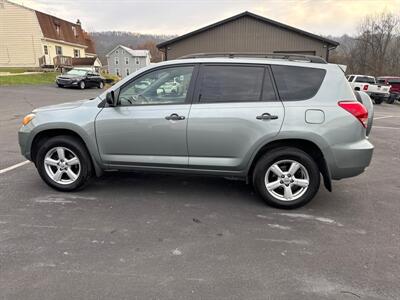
[33,99,90,112]
[57,74,85,80]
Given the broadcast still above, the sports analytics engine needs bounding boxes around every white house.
[0,0,99,68]
[106,45,151,78]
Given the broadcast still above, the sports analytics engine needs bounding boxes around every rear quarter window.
[271,65,326,101]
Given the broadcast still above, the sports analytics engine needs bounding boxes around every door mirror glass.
[106,91,116,107]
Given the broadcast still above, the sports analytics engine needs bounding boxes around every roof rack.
[178,52,327,64]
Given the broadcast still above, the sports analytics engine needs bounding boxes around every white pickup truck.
[347,74,390,104]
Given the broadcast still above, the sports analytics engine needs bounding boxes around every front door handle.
[165,113,185,121]
[256,113,279,120]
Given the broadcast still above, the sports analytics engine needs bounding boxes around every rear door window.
[271,65,326,101]
[198,65,265,103]
[348,75,355,82]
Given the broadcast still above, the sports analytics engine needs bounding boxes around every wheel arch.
[30,128,103,177]
[247,138,332,192]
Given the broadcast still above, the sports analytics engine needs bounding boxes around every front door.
[95,65,196,168]
[187,64,284,171]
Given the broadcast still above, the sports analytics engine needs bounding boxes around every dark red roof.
[35,11,96,53]
[71,57,97,66]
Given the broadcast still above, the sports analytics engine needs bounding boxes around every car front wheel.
[36,136,92,191]
[79,81,86,89]
[98,81,104,89]
[253,147,320,209]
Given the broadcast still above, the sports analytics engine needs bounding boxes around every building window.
[115,57,119,65]
[126,68,130,76]
[121,50,124,54]
[55,24,60,36]
[135,58,140,64]
[43,45,48,55]
[116,50,119,54]
[74,49,80,58]
[72,26,77,37]
[55,46,63,55]
[116,68,120,77]
[125,57,129,64]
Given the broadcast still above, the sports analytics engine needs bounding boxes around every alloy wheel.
[44,147,81,185]
[264,159,309,201]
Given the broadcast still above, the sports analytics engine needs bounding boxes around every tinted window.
[119,66,194,106]
[262,70,277,101]
[348,75,355,82]
[272,65,326,101]
[388,79,400,84]
[355,76,375,84]
[199,65,264,103]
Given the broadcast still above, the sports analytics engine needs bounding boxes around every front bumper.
[18,127,32,161]
[328,139,374,180]
[56,79,79,87]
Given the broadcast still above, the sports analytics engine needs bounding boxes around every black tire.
[253,147,320,209]
[98,81,104,89]
[79,81,86,90]
[35,135,92,191]
[387,94,395,104]
[57,84,63,88]
[374,98,383,104]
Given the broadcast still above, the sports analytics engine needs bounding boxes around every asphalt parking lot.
[0,85,399,299]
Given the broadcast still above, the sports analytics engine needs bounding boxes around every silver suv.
[18,54,374,209]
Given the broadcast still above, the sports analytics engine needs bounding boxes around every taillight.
[363,84,369,91]
[338,101,368,128]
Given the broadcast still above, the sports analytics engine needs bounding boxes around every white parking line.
[0,160,30,174]
[373,116,394,120]
[373,126,400,130]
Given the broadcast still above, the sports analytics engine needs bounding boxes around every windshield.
[66,69,87,76]
[355,76,375,84]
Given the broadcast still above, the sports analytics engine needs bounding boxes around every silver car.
[19,54,374,209]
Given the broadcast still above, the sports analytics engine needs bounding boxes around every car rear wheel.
[387,94,396,104]
[253,147,320,209]
[36,136,92,191]
[374,98,383,104]
[79,81,86,89]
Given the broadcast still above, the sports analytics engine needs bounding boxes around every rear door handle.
[165,113,185,121]
[256,113,279,120]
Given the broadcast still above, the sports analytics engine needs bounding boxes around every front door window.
[118,66,194,106]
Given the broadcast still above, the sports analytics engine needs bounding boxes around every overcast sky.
[13,0,399,37]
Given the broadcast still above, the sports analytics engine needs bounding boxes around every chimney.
[76,19,81,26]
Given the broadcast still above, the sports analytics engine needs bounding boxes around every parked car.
[56,69,104,89]
[346,74,390,104]
[19,54,374,209]
[157,80,181,95]
[376,76,400,104]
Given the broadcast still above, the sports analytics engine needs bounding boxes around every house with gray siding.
[157,11,339,61]
[106,45,151,78]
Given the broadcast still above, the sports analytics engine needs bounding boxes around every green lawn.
[0,67,40,73]
[0,72,59,86]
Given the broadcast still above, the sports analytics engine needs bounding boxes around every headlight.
[22,113,35,125]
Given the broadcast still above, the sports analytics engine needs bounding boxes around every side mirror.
[106,91,116,107]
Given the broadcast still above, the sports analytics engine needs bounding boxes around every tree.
[351,12,399,75]
[136,40,163,62]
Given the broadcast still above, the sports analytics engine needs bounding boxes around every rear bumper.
[367,92,389,99]
[328,139,374,180]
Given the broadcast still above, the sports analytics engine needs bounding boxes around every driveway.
[0,85,399,299]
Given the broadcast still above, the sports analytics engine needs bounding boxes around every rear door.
[187,64,284,172]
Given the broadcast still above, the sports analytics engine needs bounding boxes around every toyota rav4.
[19,53,374,209]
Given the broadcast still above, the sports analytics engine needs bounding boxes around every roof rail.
[178,52,327,64]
